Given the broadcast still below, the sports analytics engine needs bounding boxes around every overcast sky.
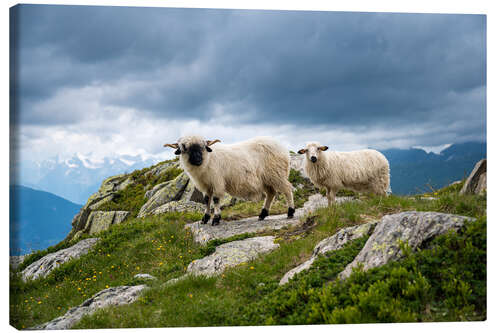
[10,4,486,163]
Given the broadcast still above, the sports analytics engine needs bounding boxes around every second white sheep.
[298,142,390,205]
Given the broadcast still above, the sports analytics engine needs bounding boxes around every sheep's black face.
[187,143,204,166]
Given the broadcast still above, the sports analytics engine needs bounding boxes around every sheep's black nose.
[311,156,317,163]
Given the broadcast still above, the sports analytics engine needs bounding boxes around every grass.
[98,159,183,218]
[10,182,486,329]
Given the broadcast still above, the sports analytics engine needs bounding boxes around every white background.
[2,1,498,333]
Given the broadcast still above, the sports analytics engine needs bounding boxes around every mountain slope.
[10,185,82,255]
[382,142,486,194]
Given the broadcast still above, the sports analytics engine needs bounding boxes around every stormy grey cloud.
[10,4,486,162]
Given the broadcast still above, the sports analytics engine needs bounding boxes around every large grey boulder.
[460,159,487,195]
[138,172,190,218]
[186,194,356,244]
[67,174,132,240]
[339,211,474,280]
[33,285,148,330]
[166,236,279,286]
[144,181,170,200]
[151,201,206,215]
[188,236,278,277]
[280,221,377,285]
[22,238,99,281]
[186,213,304,244]
[84,211,130,235]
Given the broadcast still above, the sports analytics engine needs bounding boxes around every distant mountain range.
[13,154,161,204]
[10,185,82,255]
[12,142,486,205]
[381,142,486,194]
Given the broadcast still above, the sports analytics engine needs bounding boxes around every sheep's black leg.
[287,207,295,218]
[202,213,211,224]
[202,194,211,224]
[258,208,269,221]
[211,214,221,226]
[211,196,221,226]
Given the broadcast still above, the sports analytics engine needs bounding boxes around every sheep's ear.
[298,149,307,154]
[206,139,221,146]
[174,148,181,155]
[164,143,179,149]
[206,146,213,152]
[318,146,329,151]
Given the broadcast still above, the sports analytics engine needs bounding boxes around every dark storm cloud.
[12,5,486,144]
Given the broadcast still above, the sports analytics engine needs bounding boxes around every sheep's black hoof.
[211,214,221,226]
[258,208,269,221]
[287,207,295,219]
[201,213,211,224]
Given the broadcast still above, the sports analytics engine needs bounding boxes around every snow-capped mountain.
[14,154,162,204]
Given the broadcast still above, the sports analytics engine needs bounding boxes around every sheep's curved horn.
[206,139,221,146]
[164,143,179,149]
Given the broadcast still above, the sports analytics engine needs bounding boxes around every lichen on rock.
[338,211,475,280]
[84,211,130,235]
[21,238,99,281]
[32,285,148,330]
[138,172,191,218]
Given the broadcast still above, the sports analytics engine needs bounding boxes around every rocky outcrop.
[67,174,132,240]
[460,159,487,195]
[167,236,279,286]
[85,211,130,235]
[145,160,179,178]
[186,213,304,244]
[139,172,238,217]
[150,201,206,215]
[137,172,191,218]
[22,238,99,281]
[189,236,278,276]
[66,161,186,240]
[33,285,148,330]
[338,211,474,280]
[301,194,357,215]
[10,255,27,270]
[280,222,377,285]
[186,194,356,244]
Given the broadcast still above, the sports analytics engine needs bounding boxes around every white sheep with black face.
[164,136,295,226]
[298,142,390,205]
